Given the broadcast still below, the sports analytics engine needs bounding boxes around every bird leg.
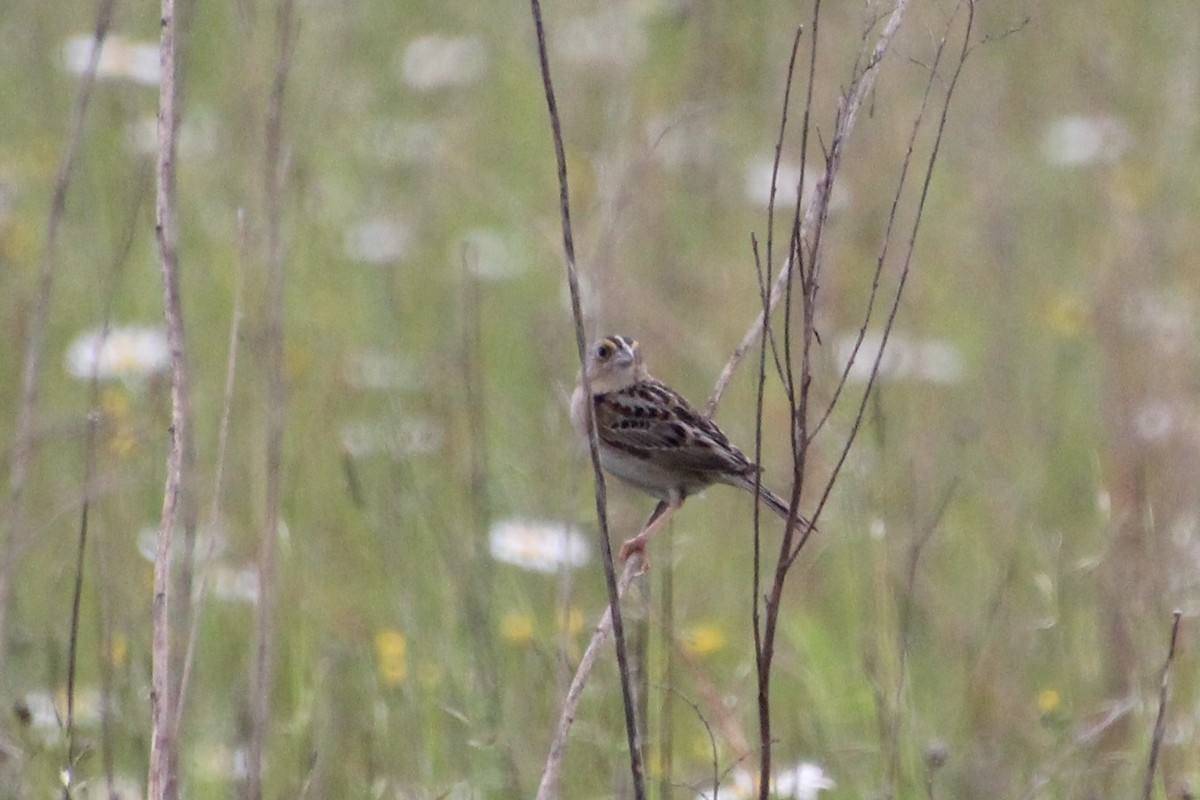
[619,497,682,571]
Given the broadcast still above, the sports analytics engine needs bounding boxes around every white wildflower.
[1041,115,1132,167]
[554,12,647,69]
[461,228,524,280]
[744,157,851,211]
[397,35,487,91]
[489,519,589,574]
[211,566,261,605]
[65,326,170,383]
[61,34,159,86]
[835,331,964,386]
[344,217,415,265]
[776,762,836,800]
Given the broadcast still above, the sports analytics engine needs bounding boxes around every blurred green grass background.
[1,0,1199,797]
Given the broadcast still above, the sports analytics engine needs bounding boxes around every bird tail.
[732,475,814,531]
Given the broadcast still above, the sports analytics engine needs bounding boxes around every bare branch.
[750,14,820,798]
[707,0,916,415]
[804,0,976,539]
[149,0,188,791]
[528,0,646,796]
[977,15,1030,50]
[1143,610,1184,800]
[64,161,141,800]
[536,555,644,800]
[655,684,719,800]
[746,4,977,798]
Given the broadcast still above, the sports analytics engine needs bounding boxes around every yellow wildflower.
[500,611,535,645]
[109,634,128,668]
[681,624,726,658]
[1037,688,1061,715]
[374,629,408,686]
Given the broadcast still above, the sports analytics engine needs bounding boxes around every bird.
[570,334,812,566]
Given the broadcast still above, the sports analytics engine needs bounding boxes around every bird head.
[583,335,646,392]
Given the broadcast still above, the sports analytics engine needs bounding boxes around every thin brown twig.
[64,329,106,800]
[757,0,832,792]
[149,0,187,791]
[706,0,915,416]
[535,555,644,800]
[755,25,806,401]
[653,683,719,800]
[658,525,675,800]
[807,11,950,448]
[1143,610,1184,800]
[750,2,980,796]
[63,163,141,800]
[749,235,769,685]
[779,1,820,418]
[528,0,645,796]
[800,0,975,550]
[749,14,818,796]
[0,0,118,682]
[674,643,751,760]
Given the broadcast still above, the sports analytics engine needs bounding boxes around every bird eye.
[597,343,612,359]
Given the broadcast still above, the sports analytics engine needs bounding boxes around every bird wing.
[593,380,756,477]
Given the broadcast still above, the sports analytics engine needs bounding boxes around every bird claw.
[618,536,649,573]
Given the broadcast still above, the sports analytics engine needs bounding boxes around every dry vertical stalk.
[64,323,107,800]
[661,683,720,800]
[800,0,976,549]
[536,557,644,800]
[745,2,976,796]
[1143,610,1184,800]
[527,0,646,797]
[532,0,913,791]
[530,0,976,794]
[706,0,917,417]
[64,175,143,798]
[657,527,676,800]
[746,20,809,799]
[751,6,827,791]
[59,2,127,793]
[150,0,188,791]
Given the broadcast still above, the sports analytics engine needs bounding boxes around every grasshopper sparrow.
[570,335,812,565]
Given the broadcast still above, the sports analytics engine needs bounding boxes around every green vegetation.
[0,0,1197,797]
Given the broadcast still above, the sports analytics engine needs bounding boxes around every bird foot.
[618,535,649,574]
